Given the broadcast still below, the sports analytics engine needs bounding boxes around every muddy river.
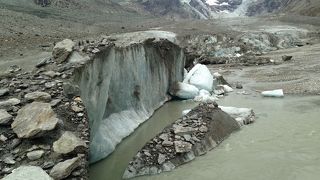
[90,93,320,180]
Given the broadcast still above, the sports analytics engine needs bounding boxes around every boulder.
[49,157,81,180]
[169,82,199,99]
[0,109,13,125]
[24,91,51,102]
[2,166,52,180]
[183,64,213,92]
[52,39,75,63]
[11,102,59,138]
[53,131,87,154]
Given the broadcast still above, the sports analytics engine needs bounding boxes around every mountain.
[245,0,320,17]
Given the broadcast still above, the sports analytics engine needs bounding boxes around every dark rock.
[282,55,293,61]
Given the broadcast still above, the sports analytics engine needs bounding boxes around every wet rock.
[52,39,75,63]
[27,150,45,161]
[236,83,243,89]
[2,166,52,180]
[12,102,59,138]
[282,55,293,61]
[0,88,9,97]
[24,91,51,102]
[174,141,192,153]
[49,157,81,180]
[0,109,13,125]
[53,131,86,154]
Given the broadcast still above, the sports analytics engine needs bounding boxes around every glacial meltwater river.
[90,93,320,180]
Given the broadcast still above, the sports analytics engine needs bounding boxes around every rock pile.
[0,39,89,179]
[123,103,241,179]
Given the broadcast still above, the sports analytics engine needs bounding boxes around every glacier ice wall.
[74,36,185,163]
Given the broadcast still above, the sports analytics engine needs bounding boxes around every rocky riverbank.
[123,102,255,179]
[0,40,90,179]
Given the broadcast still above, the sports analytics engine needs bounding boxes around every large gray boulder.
[11,102,59,138]
[52,39,75,63]
[0,109,13,125]
[2,166,52,180]
[53,131,87,154]
[49,157,81,180]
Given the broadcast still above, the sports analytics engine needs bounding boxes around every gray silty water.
[90,94,320,180]
[136,94,320,180]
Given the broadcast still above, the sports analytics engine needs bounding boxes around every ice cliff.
[73,31,185,163]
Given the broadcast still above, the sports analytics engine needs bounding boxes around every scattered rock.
[0,88,9,97]
[36,57,51,68]
[235,83,243,89]
[71,105,84,113]
[282,55,293,61]
[49,157,81,180]
[162,140,174,146]
[63,82,80,98]
[12,102,59,138]
[0,109,13,125]
[0,98,20,110]
[27,150,45,161]
[3,155,16,165]
[44,82,56,88]
[24,91,51,102]
[173,125,196,135]
[0,134,8,142]
[53,131,86,154]
[2,166,52,180]
[50,99,61,107]
[42,71,60,78]
[52,39,76,63]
